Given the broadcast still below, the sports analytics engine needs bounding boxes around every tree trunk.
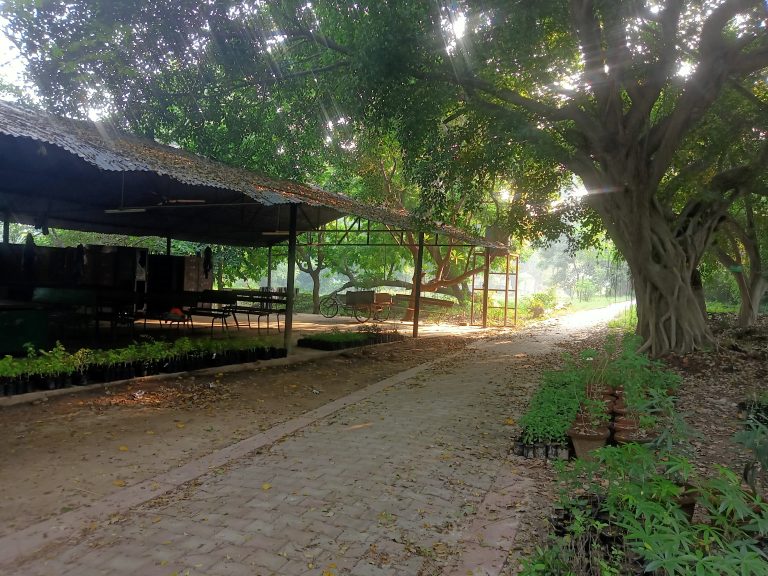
[627,250,713,356]
[691,268,707,317]
[737,276,767,328]
[215,261,224,290]
[402,287,416,322]
[593,188,715,356]
[310,269,322,314]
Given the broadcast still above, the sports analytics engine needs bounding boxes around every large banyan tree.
[3,0,767,354]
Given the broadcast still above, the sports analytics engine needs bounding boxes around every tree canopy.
[3,0,768,353]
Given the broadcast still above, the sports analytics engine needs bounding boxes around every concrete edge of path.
[0,346,467,568]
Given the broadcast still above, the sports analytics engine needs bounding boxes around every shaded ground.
[0,303,631,576]
[668,314,768,482]
[3,304,762,575]
[0,336,467,538]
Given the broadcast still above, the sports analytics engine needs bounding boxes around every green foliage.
[573,278,596,302]
[519,334,677,444]
[0,335,277,378]
[520,288,558,319]
[521,335,767,575]
[607,305,637,332]
[525,443,768,575]
[297,331,370,345]
[605,335,681,395]
[4,0,767,353]
[700,255,741,305]
[735,421,768,496]
[519,370,583,444]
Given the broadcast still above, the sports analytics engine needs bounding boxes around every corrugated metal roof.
[0,101,507,249]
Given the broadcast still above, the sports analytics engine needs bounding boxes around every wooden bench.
[392,294,456,309]
[229,288,289,332]
[186,290,237,334]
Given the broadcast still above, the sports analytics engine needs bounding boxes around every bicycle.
[319,291,392,323]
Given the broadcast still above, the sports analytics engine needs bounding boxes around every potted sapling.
[568,395,611,461]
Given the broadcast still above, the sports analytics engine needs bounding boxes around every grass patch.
[608,303,637,332]
[705,300,739,314]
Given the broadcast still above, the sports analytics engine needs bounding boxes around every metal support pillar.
[482,248,491,328]
[267,245,273,289]
[2,212,8,244]
[513,255,519,325]
[284,205,298,353]
[503,254,510,327]
[166,237,172,256]
[412,232,425,338]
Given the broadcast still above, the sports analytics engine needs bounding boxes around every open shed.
[0,101,509,351]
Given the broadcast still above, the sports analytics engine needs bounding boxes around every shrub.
[519,336,768,575]
[523,444,768,575]
[520,288,558,318]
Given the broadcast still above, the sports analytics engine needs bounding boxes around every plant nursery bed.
[513,439,571,461]
[297,331,406,351]
[0,339,286,397]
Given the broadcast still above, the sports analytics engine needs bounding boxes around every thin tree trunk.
[737,276,767,328]
[215,262,224,290]
[402,278,420,322]
[713,231,764,328]
[691,268,707,317]
[311,269,321,314]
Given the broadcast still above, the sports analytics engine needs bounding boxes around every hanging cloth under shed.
[203,246,213,279]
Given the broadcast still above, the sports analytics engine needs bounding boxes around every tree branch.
[238,61,351,87]
[647,0,766,189]
[281,20,353,56]
[456,74,601,136]
[623,0,684,138]
[570,0,609,108]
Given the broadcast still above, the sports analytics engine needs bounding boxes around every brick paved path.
[1,305,628,576]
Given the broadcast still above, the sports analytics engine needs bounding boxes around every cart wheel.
[353,305,371,323]
[374,305,390,322]
[319,297,339,318]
